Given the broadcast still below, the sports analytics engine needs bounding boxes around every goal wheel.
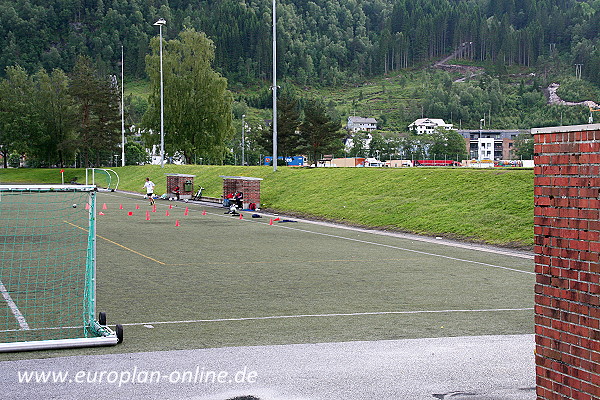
[98,311,107,326]
[116,324,124,344]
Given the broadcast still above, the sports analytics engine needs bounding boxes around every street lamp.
[241,114,246,166]
[154,18,166,168]
[272,0,278,172]
[121,46,125,167]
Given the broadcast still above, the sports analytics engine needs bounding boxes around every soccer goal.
[85,168,120,191]
[0,185,122,352]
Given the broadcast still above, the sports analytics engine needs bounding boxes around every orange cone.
[175,219,180,227]
[102,203,107,210]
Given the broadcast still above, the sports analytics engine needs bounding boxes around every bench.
[199,196,222,204]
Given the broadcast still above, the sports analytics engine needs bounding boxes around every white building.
[408,118,455,135]
[477,137,495,160]
[347,116,378,133]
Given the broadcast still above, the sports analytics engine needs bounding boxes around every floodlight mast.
[272,0,278,172]
[241,114,246,165]
[121,46,125,167]
[154,18,166,168]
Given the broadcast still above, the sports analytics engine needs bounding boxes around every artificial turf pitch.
[0,190,534,360]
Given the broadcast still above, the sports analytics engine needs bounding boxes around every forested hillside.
[1,0,599,86]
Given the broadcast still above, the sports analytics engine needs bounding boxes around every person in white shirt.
[143,177,156,205]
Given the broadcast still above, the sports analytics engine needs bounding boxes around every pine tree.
[298,99,345,165]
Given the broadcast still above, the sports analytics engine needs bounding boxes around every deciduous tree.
[144,29,234,164]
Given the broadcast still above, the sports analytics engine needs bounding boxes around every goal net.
[0,185,120,352]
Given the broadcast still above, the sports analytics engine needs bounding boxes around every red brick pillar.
[532,124,600,400]
[241,179,261,208]
[221,176,262,209]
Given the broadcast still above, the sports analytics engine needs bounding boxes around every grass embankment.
[0,166,534,247]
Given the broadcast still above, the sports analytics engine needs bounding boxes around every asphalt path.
[1,334,535,400]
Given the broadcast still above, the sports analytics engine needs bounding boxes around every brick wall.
[166,175,195,199]
[532,124,600,400]
[222,177,262,208]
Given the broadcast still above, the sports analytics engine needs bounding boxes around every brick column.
[532,124,600,400]
[221,176,262,209]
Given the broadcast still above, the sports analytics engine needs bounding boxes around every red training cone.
[98,212,105,216]
[185,207,190,216]
[169,204,173,209]
[166,210,170,216]
[273,217,281,221]
[135,204,140,210]
[152,204,156,213]
[269,219,273,225]
[119,204,123,210]
[128,211,133,216]
[102,203,107,210]
[85,203,90,210]
[175,219,180,227]
[239,213,243,219]
[201,210,206,216]
[146,211,150,221]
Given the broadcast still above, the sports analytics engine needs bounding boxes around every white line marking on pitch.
[120,308,534,327]
[0,280,30,330]
[270,224,535,275]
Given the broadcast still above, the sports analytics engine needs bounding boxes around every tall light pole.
[121,46,125,167]
[154,18,166,168]
[241,114,246,166]
[272,0,278,172]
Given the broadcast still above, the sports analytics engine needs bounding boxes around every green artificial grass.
[0,165,534,247]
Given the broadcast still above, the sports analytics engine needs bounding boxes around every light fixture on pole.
[154,18,166,168]
[272,0,278,172]
[241,114,246,166]
[121,46,125,167]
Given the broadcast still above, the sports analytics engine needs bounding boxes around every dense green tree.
[34,68,78,167]
[257,92,302,158]
[69,56,121,167]
[1,0,598,87]
[512,133,534,160]
[428,128,469,161]
[144,29,234,164]
[0,66,41,168]
[298,99,345,165]
[124,141,148,165]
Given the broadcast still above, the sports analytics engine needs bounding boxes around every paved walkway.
[1,334,535,400]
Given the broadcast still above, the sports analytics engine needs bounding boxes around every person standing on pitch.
[144,177,156,205]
